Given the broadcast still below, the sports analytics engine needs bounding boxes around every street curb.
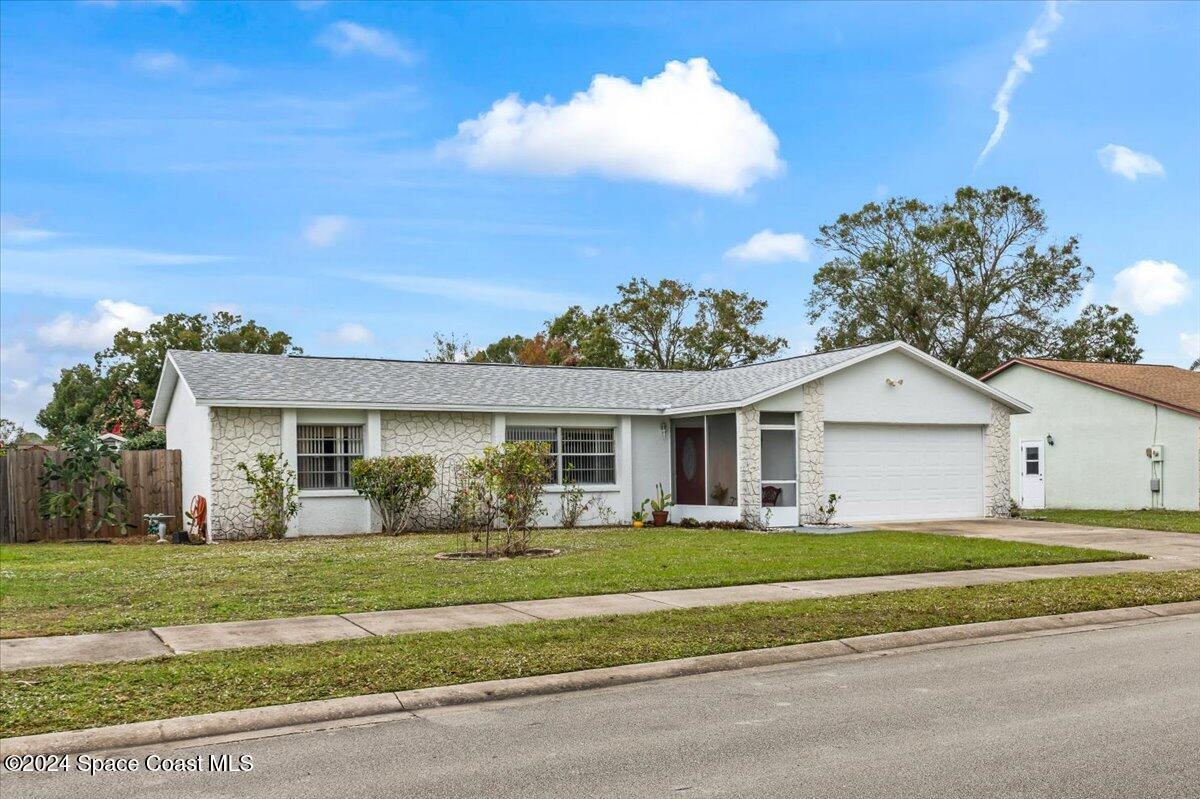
[3,601,1197,757]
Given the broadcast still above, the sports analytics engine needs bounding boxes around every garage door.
[824,424,984,522]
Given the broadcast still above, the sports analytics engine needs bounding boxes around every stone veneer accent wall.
[210,407,283,540]
[798,379,826,523]
[735,407,761,526]
[380,410,492,527]
[984,400,1011,518]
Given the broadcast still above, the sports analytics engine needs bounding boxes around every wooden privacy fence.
[0,449,182,543]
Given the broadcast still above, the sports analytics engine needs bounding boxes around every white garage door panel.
[824,424,984,522]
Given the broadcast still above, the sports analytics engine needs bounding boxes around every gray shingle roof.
[166,343,889,414]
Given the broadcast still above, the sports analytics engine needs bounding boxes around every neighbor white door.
[824,424,985,522]
[1019,439,1045,509]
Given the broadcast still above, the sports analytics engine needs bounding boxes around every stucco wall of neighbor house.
[984,400,1011,517]
[798,380,825,523]
[381,410,494,528]
[209,407,283,540]
[736,407,761,525]
[163,377,211,529]
[989,365,1200,511]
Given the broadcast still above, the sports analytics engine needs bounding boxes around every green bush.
[37,426,128,535]
[351,455,438,535]
[235,452,300,539]
[459,440,550,555]
[123,429,166,451]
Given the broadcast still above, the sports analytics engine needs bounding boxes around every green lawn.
[2,569,1195,739]
[0,528,1136,638]
[1028,509,1200,534]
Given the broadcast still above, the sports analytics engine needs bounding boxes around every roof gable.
[983,358,1200,418]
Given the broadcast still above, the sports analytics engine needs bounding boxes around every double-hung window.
[297,425,363,489]
[505,426,615,485]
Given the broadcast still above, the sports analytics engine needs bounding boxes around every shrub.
[459,441,550,555]
[123,429,166,451]
[809,493,841,526]
[235,452,300,539]
[37,425,128,535]
[557,466,596,528]
[351,455,437,535]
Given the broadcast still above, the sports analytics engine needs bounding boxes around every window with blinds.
[505,426,615,485]
[297,425,364,489]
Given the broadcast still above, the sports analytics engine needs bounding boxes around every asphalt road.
[10,615,1200,799]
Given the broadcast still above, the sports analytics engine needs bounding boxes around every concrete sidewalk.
[3,520,1197,671]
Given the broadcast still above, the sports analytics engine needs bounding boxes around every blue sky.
[2,0,1198,431]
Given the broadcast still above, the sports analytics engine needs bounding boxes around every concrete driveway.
[884,517,1200,563]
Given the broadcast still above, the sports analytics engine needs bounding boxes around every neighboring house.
[982,359,1200,511]
[98,432,127,451]
[150,341,1028,539]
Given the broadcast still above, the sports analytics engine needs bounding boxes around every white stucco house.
[150,341,1029,539]
[982,358,1200,511]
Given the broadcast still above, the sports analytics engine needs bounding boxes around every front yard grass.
[2,569,1195,739]
[0,528,1137,638]
[1028,509,1200,534]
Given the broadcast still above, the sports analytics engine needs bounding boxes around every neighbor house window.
[297,425,363,489]
[505,426,615,485]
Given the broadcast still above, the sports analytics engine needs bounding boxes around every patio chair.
[761,485,783,507]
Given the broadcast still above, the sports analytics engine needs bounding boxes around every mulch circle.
[434,547,561,561]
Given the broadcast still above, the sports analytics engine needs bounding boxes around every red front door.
[674,427,706,505]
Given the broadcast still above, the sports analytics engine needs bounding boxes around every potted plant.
[645,483,674,527]
[631,509,646,528]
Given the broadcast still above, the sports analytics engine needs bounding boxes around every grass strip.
[1027,509,1199,534]
[3,569,1196,739]
[0,528,1136,638]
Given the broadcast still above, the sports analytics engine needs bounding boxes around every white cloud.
[1111,260,1190,315]
[303,215,351,247]
[443,57,782,195]
[84,1,187,10]
[0,377,53,433]
[316,21,415,63]
[976,1,1063,166]
[353,273,575,312]
[36,299,160,350]
[0,214,61,243]
[725,229,810,263]
[1,246,229,298]
[130,49,237,82]
[1180,332,1200,362]
[131,50,184,73]
[324,322,374,346]
[0,340,38,372]
[577,245,601,258]
[1097,144,1164,181]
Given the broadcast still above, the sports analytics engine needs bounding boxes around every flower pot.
[652,510,668,527]
[632,520,645,528]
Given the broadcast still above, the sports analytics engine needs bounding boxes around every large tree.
[606,278,787,370]
[460,279,786,371]
[37,311,299,438]
[545,306,626,368]
[1054,304,1142,363]
[807,186,1140,375]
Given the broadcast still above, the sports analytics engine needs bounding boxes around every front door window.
[674,426,707,505]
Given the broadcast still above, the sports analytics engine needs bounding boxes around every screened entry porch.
[670,412,800,527]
